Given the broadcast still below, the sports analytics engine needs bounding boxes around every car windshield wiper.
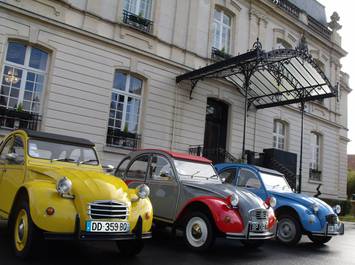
[51,158,76,163]
[209,174,219,180]
[78,159,98,165]
[190,170,201,179]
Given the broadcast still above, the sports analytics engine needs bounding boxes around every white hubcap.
[278,218,296,242]
[186,217,208,248]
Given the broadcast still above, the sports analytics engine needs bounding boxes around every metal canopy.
[176,38,338,194]
[176,39,338,109]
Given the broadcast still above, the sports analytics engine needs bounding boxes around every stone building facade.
[0,0,351,199]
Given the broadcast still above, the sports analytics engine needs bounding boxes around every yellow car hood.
[28,164,131,212]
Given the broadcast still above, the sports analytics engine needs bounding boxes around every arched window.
[106,70,143,149]
[213,8,232,53]
[273,120,287,150]
[1,41,49,113]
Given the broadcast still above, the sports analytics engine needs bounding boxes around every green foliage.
[347,170,355,199]
[321,198,352,216]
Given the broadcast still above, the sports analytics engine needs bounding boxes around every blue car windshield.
[173,159,221,183]
[260,172,292,192]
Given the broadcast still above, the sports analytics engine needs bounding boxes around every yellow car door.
[0,135,26,215]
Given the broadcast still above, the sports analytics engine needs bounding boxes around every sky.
[317,0,355,154]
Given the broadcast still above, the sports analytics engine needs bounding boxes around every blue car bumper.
[310,222,344,236]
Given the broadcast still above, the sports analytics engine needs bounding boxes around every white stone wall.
[0,0,350,199]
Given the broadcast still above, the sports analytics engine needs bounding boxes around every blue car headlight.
[312,203,320,213]
[333,204,341,215]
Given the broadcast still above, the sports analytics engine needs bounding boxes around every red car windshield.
[173,159,221,183]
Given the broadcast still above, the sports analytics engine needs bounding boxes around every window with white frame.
[276,38,292,49]
[213,9,231,53]
[273,120,286,150]
[107,71,142,148]
[310,132,321,171]
[124,0,152,19]
[1,42,48,113]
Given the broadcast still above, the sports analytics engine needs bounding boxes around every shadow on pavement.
[0,221,338,265]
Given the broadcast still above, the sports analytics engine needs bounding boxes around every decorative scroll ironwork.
[122,10,153,33]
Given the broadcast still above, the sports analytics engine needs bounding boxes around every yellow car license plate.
[85,221,130,233]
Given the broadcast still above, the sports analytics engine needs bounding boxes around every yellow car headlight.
[136,184,150,199]
[56,177,73,197]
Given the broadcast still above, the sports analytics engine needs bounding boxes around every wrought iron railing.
[270,0,300,18]
[106,129,141,149]
[309,168,322,181]
[211,47,232,61]
[189,145,239,164]
[122,10,153,33]
[307,15,331,40]
[270,0,331,40]
[0,107,41,130]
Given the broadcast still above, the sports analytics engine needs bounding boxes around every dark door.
[203,98,228,163]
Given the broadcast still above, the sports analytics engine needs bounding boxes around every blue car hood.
[269,190,333,213]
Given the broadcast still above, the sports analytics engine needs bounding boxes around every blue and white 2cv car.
[215,163,345,245]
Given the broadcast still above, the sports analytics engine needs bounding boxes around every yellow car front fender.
[22,181,77,233]
[128,189,153,233]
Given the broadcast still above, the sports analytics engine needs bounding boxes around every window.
[273,120,286,150]
[126,155,149,179]
[107,71,143,148]
[213,9,231,53]
[124,0,152,19]
[1,42,48,113]
[116,158,131,178]
[237,169,261,189]
[150,155,174,180]
[0,136,24,164]
[0,138,14,161]
[219,168,236,184]
[313,59,325,104]
[276,38,292,49]
[309,132,322,181]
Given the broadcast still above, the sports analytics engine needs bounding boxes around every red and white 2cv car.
[116,149,277,251]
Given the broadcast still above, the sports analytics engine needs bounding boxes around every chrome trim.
[88,200,129,220]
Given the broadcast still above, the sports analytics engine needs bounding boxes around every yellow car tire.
[116,240,144,256]
[9,199,41,259]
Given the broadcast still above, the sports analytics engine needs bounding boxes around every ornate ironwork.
[106,129,141,149]
[0,107,41,130]
[122,10,153,33]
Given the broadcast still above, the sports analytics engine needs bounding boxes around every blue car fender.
[276,200,322,232]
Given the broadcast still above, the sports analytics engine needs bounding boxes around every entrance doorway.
[203,98,228,163]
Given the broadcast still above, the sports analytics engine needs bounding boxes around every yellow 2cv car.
[0,129,153,259]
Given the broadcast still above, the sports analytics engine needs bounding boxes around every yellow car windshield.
[28,138,99,165]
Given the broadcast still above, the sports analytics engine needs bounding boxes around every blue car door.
[236,167,268,200]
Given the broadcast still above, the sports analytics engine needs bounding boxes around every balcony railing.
[270,0,331,40]
[211,47,232,62]
[309,168,322,181]
[307,15,331,40]
[106,129,141,150]
[122,10,153,33]
[270,0,300,18]
[189,145,239,164]
[0,107,41,130]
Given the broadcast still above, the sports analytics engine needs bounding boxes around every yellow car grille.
[88,200,129,220]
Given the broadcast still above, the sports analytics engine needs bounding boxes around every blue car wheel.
[308,235,332,245]
[277,215,302,245]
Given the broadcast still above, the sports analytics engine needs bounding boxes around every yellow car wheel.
[14,209,29,252]
[10,199,41,259]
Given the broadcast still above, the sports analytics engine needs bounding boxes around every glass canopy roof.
[176,40,337,109]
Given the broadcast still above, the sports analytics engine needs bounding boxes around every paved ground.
[0,221,354,265]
